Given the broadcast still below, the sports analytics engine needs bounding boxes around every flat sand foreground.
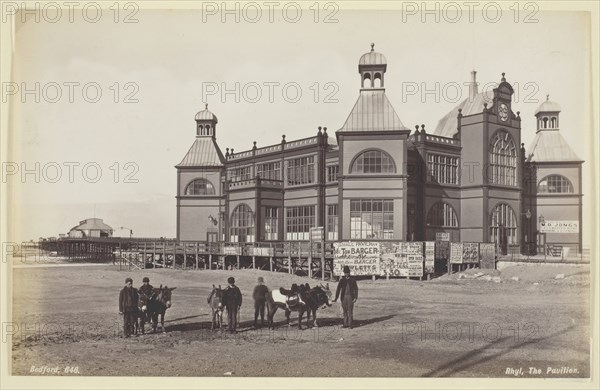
[10,263,590,377]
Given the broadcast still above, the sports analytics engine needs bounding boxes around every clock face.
[498,103,509,121]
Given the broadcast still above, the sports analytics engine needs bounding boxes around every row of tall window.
[350,199,394,239]
[256,161,281,181]
[285,206,316,240]
[226,201,520,246]
[184,131,574,195]
[222,149,396,187]
[227,166,252,182]
[287,157,315,186]
[228,204,338,242]
[185,171,575,197]
[427,154,459,184]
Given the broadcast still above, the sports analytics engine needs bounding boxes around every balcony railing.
[227,177,284,190]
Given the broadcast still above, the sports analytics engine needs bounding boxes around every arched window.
[350,150,396,174]
[363,73,372,88]
[542,117,548,128]
[230,204,254,242]
[426,202,459,227]
[373,72,382,88]
[538,175,574,193]
[185,178,215,195]
[489,131,516,186]
[490,203,517,245]
[550,117,557,128]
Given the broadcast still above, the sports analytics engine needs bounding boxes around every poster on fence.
[381,242,423,277]
[380,242,403,277]
[407,254,424,277]
[450,243,463,264]
[462,242,479,264]
[333,242,380,276]
[424,241,435,274]
[380,243,406,277]
[479,243,496,269]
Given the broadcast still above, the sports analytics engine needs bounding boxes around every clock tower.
[454,72,523,248]
[493,73,515,123]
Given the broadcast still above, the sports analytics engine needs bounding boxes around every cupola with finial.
[534,94,561,132]
[195,103,218,138]
[358,43,387,90]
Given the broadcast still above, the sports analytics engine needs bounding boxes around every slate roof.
[177,137,225,167]
[338,90,409,132]
[527,129,582,162]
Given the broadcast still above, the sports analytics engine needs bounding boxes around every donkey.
[207,284,225,331]
[148,285,176,333]
[135,291,152,335]
[266,283,332,329]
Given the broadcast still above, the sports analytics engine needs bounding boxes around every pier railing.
[29,238,336,280]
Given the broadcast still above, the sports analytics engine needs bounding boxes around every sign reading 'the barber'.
[540,221,579,233]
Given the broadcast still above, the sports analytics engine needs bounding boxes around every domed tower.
[359,43,387,89]
[336,44,410,241]
[534,94,561,131]
[527,95,583,253]
[176,104,226,241]
[195,103,218,138]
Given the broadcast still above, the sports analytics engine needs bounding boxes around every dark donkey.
[266,283,332,329]
[148,285,176,333]
[135,291,152,335]
[207,284,225,331]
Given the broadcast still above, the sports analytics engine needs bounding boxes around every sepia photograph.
[1,1,598,389]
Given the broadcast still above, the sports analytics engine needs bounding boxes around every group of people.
[223,265,360,332]
[210,275,268,333]
[118,276,154,337]
[118,265,359,337]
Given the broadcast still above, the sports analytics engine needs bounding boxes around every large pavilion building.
[175,45,583,254]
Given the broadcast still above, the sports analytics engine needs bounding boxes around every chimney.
[469,70,478,101]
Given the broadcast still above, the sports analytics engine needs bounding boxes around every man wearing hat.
[138,277,154,325]
[224,277,242,333]
[119,277,139,337]
[252,277,269,328]
[332,265,359,329]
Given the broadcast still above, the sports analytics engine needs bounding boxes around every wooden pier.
[37,238,336,280]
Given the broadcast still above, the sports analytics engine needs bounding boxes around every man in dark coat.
[252,276,269,328]
[333,266,358,329]
[224,277,242,333]
[119,277,139,337]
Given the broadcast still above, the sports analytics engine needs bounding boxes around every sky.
[7,5,594,243]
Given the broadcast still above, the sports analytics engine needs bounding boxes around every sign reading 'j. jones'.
[333,242,380,276]
[540,221,579,233]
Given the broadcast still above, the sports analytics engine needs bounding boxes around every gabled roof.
[338,90,409,132]
[434,91,494,138]
[527,130,582,163]
[177,137,225,167]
